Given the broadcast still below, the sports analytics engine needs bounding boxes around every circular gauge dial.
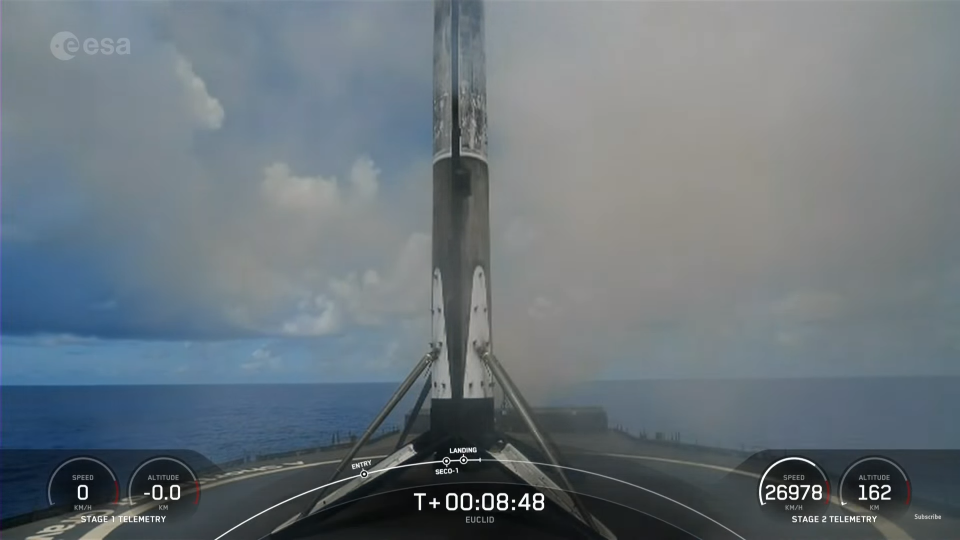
[48,456,119,508]
[757,456,831,521]
[839,456,910,521]
[128,456,200,522]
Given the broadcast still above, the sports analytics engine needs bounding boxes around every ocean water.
[1,384,414,462]
[2,378,958,518]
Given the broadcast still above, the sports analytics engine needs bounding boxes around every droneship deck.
[3,412,957,540]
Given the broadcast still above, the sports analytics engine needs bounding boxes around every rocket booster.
[430,0,494,407]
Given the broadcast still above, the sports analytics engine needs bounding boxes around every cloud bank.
[3,1,959,386]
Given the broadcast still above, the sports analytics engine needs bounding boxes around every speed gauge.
[47,456,119,509]
[757,456,830,521]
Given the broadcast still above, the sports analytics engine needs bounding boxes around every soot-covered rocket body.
[430,0,495,432]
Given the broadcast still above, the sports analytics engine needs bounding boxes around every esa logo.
[50,31,131,61]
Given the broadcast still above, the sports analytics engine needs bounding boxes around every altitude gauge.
[839,456,910,521]
[128,456,200,522]
[757,456,831,521]
[48,456,119,509]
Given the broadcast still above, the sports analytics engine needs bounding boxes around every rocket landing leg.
[486,442,617,540]
[273,0,612,536]
[278,349,616,540]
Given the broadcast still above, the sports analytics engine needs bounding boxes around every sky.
[3,1,960,390]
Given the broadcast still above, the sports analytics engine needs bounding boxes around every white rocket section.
[463,266,492,398]
[431,268,452,399]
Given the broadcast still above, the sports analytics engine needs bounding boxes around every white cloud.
[329,232,431,326]
[262,163,343,214]
[261,157,379,216]
[280,295,341,337]
[242,346,283,371]
[349,157,380,201]
[174,53,224,130]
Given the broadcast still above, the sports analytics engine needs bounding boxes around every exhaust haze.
[484,2,960,397]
